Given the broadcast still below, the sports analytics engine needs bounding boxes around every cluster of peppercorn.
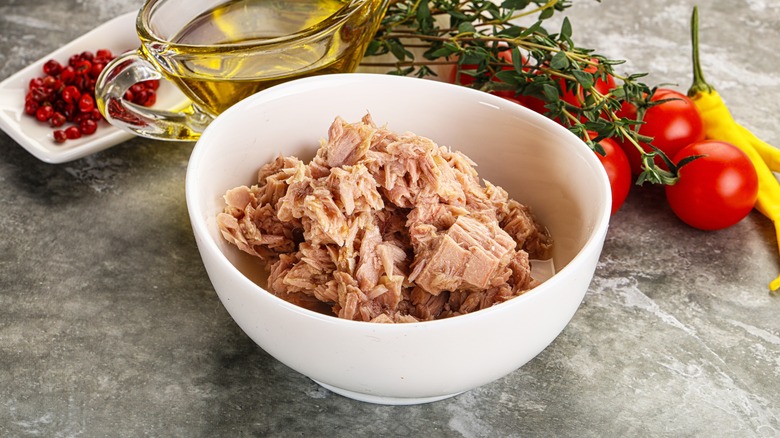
[23,49,159,144]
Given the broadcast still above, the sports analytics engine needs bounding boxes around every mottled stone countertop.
[1,0,779,436]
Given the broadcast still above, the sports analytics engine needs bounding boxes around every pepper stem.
[688,6,714,97]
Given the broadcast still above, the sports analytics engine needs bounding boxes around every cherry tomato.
[562,62,616,109]
[618,88,705,175]
[665,140,758,230]
[448,43,533,104]
[521,60,616,123]
[449,43,516,87]
[592,136,632,215]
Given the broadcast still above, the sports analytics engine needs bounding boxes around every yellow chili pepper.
[687,6,780,293]
[735,124,780,172]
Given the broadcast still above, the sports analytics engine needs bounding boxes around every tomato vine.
[362,0,681,185]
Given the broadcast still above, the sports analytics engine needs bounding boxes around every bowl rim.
[185,73,612,330]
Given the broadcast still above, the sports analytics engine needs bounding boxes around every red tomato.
[522,60,616,122]
[562,63,616,108]
[592,136,632,215]
[618,88,705,175]
[449,43,516,87]
[665,140,758,230]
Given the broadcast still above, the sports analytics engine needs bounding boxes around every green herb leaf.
[539,7,555,20]
[501,0,531,9]
[458,22,477,35]
[560,17,573,39]
[571,69,594,89]
[550,51,569,70]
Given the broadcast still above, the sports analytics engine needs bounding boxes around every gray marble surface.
[1,0,779,436]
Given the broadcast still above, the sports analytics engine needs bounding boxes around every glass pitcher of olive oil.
[96,0,389,141]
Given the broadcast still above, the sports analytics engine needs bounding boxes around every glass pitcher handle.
[95,50,212,142]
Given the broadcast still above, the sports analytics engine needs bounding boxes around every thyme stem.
[364,0,673,185]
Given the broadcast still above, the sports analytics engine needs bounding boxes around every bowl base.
[313,380,463,405]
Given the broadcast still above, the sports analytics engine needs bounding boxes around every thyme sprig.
[362,0,680,185]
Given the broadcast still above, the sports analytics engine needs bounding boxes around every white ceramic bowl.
[185,73,611,405]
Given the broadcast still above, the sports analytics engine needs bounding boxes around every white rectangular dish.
[0,11,183,163]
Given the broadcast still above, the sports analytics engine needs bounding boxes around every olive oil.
[145,0,383,116]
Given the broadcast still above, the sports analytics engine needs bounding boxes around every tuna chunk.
[321,116,376,168]
[409,215,518,294]
[409,234,471,295]
[217,113,553,323]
